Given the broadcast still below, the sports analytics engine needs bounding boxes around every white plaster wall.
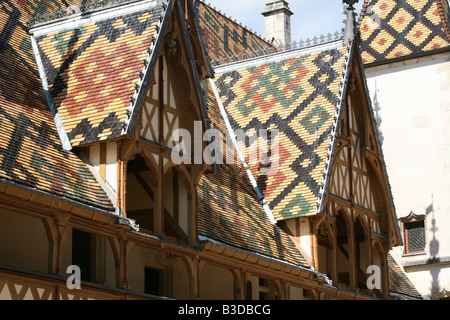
[364,52,450,299]
[403,265,450,300]
[89,141,118,193]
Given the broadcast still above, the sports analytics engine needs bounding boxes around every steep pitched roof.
[30,0,169,148]
[359,0,450,66]
[211,41,351,221]
[197,0,272,62]
[388,254,422,299]
[198,163,309,268]
[0,0,114,211]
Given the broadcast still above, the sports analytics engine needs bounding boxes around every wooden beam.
[130,171,154,200]
[100,143,107,182]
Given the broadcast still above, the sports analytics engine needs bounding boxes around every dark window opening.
[145,267,164,296]
[72,229,93,283]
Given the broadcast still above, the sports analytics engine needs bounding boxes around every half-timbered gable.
[29,0,215,246]
[317,44,400,297]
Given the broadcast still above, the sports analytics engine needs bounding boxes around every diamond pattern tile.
[214,45,348,220]
[34,4,164,147]
[0,0,114,211]
[360,0,450,65]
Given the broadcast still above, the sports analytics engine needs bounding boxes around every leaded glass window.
[405,221,426,254]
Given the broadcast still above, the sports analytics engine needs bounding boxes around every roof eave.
[364,46,450,69]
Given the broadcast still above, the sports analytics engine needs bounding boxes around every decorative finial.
[343,0,358,44]
[343,0,358,9]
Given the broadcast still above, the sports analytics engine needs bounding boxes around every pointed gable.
[324,41,401,247]
[131,0,214,157]
[359,0,450,66]
[212,41,350,220]
[30,0,169,148]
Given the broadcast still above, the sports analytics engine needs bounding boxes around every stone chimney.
[262,1,293,47]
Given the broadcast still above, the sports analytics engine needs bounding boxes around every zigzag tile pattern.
[214,45,347,220]
[34,5,163,146]
[198,164,309,267]
[359,0,450,65]
[198,0,272,62]
[0,0,114,211]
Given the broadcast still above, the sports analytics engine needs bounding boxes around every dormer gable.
[324,44,401,251]
[29,0,213,150]
[29,0,217,245]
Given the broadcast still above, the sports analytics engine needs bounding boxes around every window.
[246,281,253,300]
[72,229,93,282]
[404,221,426,254]
[399,211,427,255]
[145,267,164,296]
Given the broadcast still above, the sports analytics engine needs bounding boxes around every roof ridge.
[213,38,344,73]
[29,0,151,27]
[357,0,370,26]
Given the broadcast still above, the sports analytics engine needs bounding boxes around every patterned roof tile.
[388,254,422,299]
[360,0,450,66]
[0,0,114,211]
[213,43,349,220]
[198,164,309,267]
[198,0,272,62]
[32,3,165,147]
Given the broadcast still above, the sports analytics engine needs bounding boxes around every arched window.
[354,217,369,290]
[317,222,333,280]
[163,167,191,244]
[126,154,157,235]
[336,211,350,287]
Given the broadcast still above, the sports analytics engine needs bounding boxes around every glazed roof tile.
[359,0,450,66]
[212,42,349,220]
[198,164,309,267]
[198,0,272,62]
[32,1,165,147]
[388,255,422,299]
[0,0,114,211]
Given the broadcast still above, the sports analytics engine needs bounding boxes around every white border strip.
[121,0,170,135]
[30,34,72,151]
[315,40,355,214]
[208,78,277,225]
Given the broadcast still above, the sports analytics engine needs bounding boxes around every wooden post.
[349,210,357,291]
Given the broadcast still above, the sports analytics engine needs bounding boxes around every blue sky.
[202,0,364,41]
